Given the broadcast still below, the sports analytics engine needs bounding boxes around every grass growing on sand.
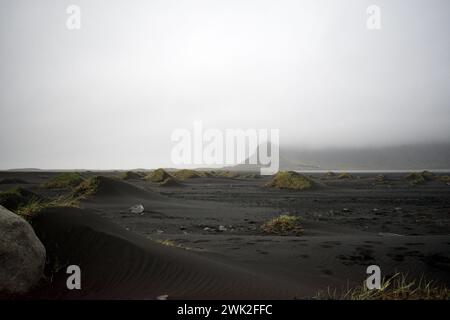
[0,187,42,211]
[439,175,450,183]
[266,171,314,191]
[261,214,303,235]
[16,197,79,220]
[152,238,201,251]
[72,176,102,198]
[315,273,450,300]
[171,169,207,180]
[146,168,173,183]
[0,187,78,220]
[337,172,354,179]
[119,171,142,180]
[405,171,435,185]
[43,172,85,189]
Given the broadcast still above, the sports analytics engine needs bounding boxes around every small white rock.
[130,204,145,214]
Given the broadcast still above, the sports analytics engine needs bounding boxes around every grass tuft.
[16,196,79,220]
[405,171,435,185]
[266,171,314,191]
[71,176,101,198]
[261,214,303,235]
[146,168,173,183]
[314,273,450,300]
[43,172,85,189]
[0,187,42,212]
[337,172,354,179]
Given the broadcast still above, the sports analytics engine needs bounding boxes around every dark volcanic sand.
[1,171,450,299]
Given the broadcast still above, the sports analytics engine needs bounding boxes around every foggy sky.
[1,0,449,169]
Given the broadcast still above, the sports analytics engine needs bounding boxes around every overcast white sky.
[0,0,449,169]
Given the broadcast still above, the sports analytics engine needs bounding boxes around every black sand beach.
[1,171,449,299]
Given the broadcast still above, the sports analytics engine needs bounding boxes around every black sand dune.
[78,176,163,200]
[31,207,301,299]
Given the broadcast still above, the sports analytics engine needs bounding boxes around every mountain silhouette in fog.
[229,143,450,171]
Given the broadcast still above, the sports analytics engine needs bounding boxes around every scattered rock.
[0,205,46,294]
[218,225,227,232]
[129,204,145,214]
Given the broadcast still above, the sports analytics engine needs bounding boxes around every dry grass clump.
[0,187,79,221]
[43,172,85,189]
[315,273,450,300]
[71,176,102,198]
[337,172,354,179]
[171,169,207,180]
[405,171,435,185]
[261,214,303,235]
[146,168,173,183]
[16,196,79,220]
[0,187,42,212]
[266,171,314,191]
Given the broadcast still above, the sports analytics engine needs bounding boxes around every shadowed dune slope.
[31,207,301,299]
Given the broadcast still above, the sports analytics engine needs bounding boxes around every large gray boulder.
[0,205,46,294]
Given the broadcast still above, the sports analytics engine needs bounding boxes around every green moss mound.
[266,171,314,191]
[146,168,172,183]
[261,214,303,235]
[43,172,85,189]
